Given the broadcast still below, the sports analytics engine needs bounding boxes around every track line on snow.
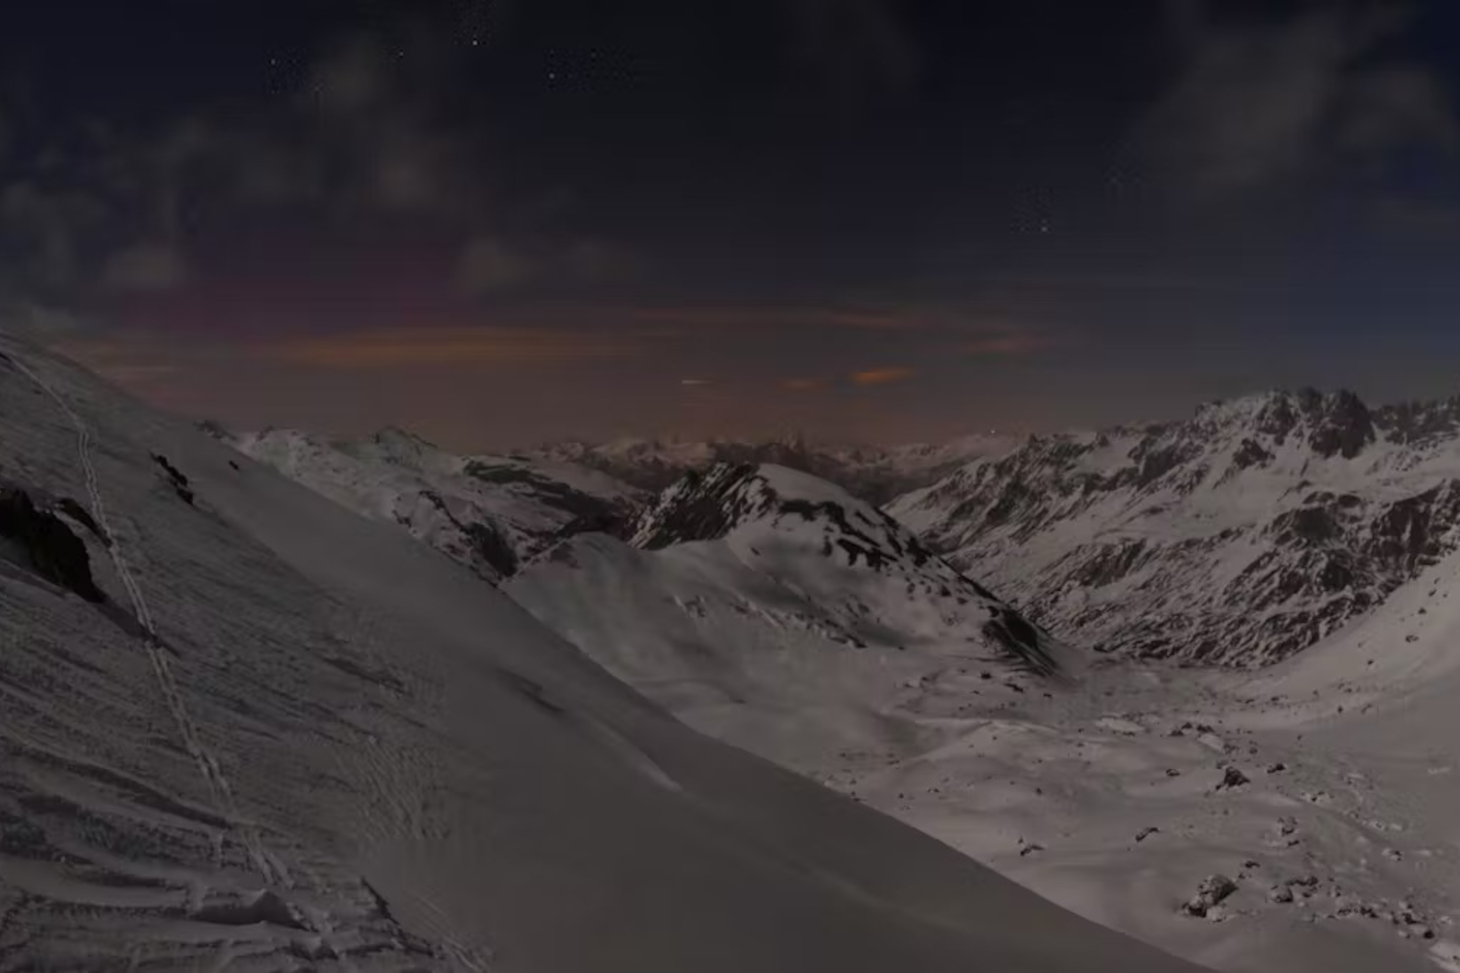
[2,351,276,886]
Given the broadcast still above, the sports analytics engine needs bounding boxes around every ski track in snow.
[5,354,277,886]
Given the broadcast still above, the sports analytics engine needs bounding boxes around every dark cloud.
[784,0,920,96]
[1138,2,1457,196]
[0,181,109,291]
[0,16,646,311]
[140,30,488,225]
[456,237,536,294]
[849,365,915,386]
[100,242,188,291]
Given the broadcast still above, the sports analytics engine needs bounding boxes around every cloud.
[113,29,489,237]
[454,237,648,295]
[1138,3,1457,195]
[457,238,536,294]
[960,331,1058,357]
[48,333,188,391]
[628,304,932,331]
[780,377,829,391]
[786,0,920,96]
[849,366,915,386]
[261,325,643,369]
[563,239,646,284]
[100,243,188,291]
[679,378,712,387]
[0,301,93,339]
[1337,66,1457,155]
[0,181,109,289]
[1371,194,1460,237]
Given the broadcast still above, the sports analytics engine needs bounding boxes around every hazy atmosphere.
[8,1,1460,448]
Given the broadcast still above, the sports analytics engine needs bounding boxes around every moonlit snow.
[1,334,1213,970]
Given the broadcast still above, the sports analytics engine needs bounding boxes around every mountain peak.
[629,463,1064,676]
[1189,388,1375,459]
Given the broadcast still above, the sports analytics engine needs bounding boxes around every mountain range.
[13,331,1460,973]
[0,331,1210,971]
[218,383,1460,972]
[892,388,1460,666]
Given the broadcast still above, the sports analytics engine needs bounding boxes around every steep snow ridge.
[1,334,1213,971]
[231,426,641,580]
[890,389,1460,666]
[532,431,1016,503]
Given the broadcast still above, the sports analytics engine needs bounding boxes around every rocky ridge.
[889,389,1460,666]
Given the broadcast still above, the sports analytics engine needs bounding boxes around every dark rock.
[0,483,105,602]
[1306,390,1375,459]
[1182,874,1238,917]
[55,497,104,543]
[1218,766,1250,789]
[464,521,519,577]
[1231,437,1274,471]
[151,453,194,505]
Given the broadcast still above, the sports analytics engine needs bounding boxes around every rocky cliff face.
[890,390,1460,666]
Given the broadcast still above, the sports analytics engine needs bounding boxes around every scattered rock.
[1269,885,1295,904]
[1181,875,1238,918]
[1135,827,1160,843]
[1265,762,1287,774]
[1217,766,1250,790]
[152,453,195,505]
[1284,875,1318,895]
[1197,732,1227,752]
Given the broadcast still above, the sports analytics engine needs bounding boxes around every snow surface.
[230,426,641,581]
[510,463,1460,973]
[1,333,1208,970]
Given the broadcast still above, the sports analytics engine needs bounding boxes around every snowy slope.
[507,463,1068,768]
[0,332,1210,971]
[530,431,1016,504]
[890,389,1460,666]
[229,426,642,581]
[509,464,1460,973]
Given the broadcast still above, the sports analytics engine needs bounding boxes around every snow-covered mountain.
[227,426,642,581]
[890,389,1460,666]
[507,447,1460,973]
[529,431,1016,504]
[3,333,1221,970]
[507,463,1067,767]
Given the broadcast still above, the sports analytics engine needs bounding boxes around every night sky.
[5,1,1460,449]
